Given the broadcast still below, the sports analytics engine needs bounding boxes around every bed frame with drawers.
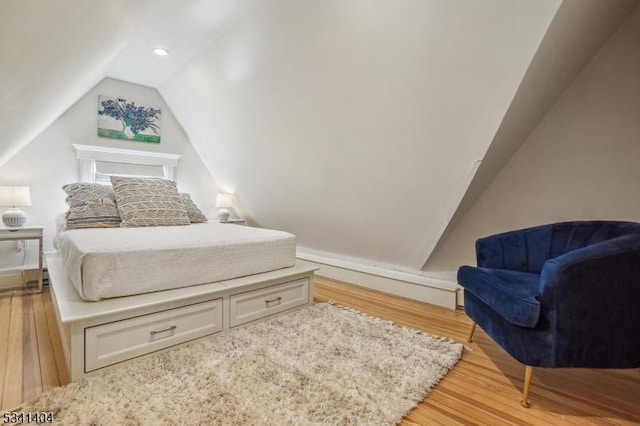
[45,251,316,381]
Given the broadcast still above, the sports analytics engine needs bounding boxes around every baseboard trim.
[0,268,47,290]
[0,273,23,290]
[296,251,460,309]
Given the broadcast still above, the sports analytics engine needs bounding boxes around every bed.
[55,221,297,301]
[47,145,317,382]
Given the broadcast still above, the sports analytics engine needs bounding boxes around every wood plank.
[405,402,468,426]
[2,295,23,409]
[0,297,12,406]
[42,290,69,386]
[33,292,59,391]
[21,295,42,403]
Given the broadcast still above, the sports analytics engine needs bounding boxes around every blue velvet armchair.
[457,221,640,407]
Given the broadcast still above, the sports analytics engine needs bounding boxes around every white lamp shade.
[215,193,233,208]
[215,192,233,222]
[0,186,31,207]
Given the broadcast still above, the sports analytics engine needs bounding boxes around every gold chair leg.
[467,322,477,342]
[521,365,533,408]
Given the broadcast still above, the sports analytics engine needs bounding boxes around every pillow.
[180,193,208,223]
[62,183,122,229]
[111,177,190,227]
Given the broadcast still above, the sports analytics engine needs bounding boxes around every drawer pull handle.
[265,296,283,306]
[150,325,177,336]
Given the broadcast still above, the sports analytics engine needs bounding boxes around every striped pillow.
[111,177,190,227]
[63,183,122,229]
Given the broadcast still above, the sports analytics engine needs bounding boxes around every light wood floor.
[0,289,68,410]
[314,277,640,426]
[1,279,639,425]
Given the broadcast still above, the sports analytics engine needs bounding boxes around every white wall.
[160,0,560,271]
[0,78,218,270]
[0,0,133,169]
[431,0,638,262]
[426,4,640,271]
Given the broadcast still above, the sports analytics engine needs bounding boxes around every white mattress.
[55,222,296,301]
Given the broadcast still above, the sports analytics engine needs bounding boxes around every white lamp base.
[3,207,27,229]
[217,208,230,222]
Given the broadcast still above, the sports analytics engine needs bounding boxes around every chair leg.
[521,365,533,408]
[467,322,477,342]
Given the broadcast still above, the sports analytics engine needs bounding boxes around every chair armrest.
[540,234,640,298]
[476,224,551,273]
[539,234,640,367]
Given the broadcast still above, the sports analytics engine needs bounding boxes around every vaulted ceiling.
[0,0,263,168]
[2,0,637,273]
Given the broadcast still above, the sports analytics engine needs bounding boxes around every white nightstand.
[0,226,44,294]
[218,219,246,225]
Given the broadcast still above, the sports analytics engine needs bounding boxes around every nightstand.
[0,226,43,294]
[218,219,246,225]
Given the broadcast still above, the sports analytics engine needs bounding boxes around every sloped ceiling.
[0,0,133,168]
[159,0,562,270]
[2,0,636,273]
[107,0,265,87]
[0,0,263,168]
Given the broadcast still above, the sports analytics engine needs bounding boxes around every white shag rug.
[19,303,462,425]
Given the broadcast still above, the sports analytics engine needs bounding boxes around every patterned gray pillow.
[111,177,190,227]
[62,183,122,229]
[179,193,208,223]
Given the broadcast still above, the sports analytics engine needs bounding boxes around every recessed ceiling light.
[153,47,169,57]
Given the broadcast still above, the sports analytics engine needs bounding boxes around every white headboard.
[72,144,181,183]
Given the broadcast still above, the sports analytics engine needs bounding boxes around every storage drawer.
[85,298,222,372]
[229,278,309,327]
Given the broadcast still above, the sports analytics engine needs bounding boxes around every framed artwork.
[97,95,161,143]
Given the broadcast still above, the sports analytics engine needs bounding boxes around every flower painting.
[97,95,161,143]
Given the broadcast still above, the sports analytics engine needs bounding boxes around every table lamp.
[0,186,32,229]
[215,192,233,222]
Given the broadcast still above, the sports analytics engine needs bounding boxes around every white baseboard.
[0,269,37,290]
[296,251,461,309]
[457,287,464,307]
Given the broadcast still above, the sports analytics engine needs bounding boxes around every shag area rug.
[19,303,462,425]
